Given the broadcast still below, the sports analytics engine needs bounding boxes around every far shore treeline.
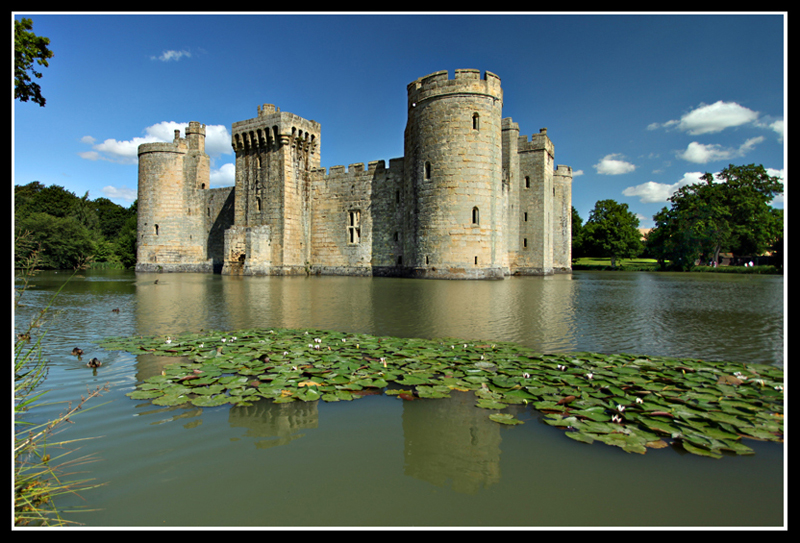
[13,164,783,274]
[14,181,137,270]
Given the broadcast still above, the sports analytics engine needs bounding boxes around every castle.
[135,69,573,279]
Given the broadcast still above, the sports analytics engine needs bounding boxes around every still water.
[15,270,785,528]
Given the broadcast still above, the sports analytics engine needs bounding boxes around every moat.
[15,270,784,527]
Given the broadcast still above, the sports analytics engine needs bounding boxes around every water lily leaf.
[489,413,523,425]
[592,432,648,454]
[681,441,723,458]
[395,375,431,386]
[152,394,190,407]
[297,387,321,402]
[191,394,231,407]
[127,389,165,400]
[566,431,596,444]
[475,399,506,410]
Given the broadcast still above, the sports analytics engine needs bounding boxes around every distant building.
[135,69,572,279]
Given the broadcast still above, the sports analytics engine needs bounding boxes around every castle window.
[347,210,361,244]
[474,256,478,265]
[396,190,400,204]
[154,224,159,236]
[525,176,530,189]
[397,255,403,266]
[524,212,528,222]
[523,238,528,248]
[472,113,480,130]
[472,207,480,225]
[425,161,432,180]
[394,231,399,242]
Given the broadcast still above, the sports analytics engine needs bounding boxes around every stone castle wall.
[135,69,573,279]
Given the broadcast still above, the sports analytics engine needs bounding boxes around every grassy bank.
[572,257,781,274]
[571,258,660,271]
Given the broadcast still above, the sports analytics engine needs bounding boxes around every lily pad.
[489,413,523,425]
[97,326,783,459]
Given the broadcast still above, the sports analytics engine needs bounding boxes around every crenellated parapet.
[231,104,320,157]
[407,69,503,110]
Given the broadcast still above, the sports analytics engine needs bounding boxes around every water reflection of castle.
[402,391,501,494]
[221,392,502,494]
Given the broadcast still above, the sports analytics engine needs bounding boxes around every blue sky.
[13,12,785,229]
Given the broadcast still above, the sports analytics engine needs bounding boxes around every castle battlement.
[136,69,572,279]
[555,164,573,176]
[407,69,503,109]
[517,128,554,155]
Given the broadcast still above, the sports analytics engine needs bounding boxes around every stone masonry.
[135,69,573,279]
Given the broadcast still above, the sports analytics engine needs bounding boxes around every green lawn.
[572,257,660,270]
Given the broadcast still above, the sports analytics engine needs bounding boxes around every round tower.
[135,124,211,272]
[404,69,505,279]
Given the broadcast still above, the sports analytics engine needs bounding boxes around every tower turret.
[403,69,505,279]
[224,104,321,275]
[135,123,211,272]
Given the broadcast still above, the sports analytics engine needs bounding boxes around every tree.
[570,206,587,259]
[14,18,54,107]
[15,213,95,270]
[647,164,783,270]
[582,199,642,268]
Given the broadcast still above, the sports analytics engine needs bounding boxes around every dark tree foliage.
[647,164,783,270]
[14,18,54,107]
[14,182,138,269]
[581,199,643,267]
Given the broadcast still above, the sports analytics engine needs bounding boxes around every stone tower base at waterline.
[135,69,573,279]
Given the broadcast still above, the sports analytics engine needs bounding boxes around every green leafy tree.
[114,213,139,268]
[571,206,587,259]
[15,213,95,270]
[582,199,642,268]
[647,164,783,270]
[15,183,79,220]
[14,18,54,107]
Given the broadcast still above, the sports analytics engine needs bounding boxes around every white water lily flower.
[283,351,289,356]
[617,404,626,412]
[523,372,530,378]
[586,373,593,379]
[636,397,643,404]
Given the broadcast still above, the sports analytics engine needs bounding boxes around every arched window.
[425,161,432,180]
[154,224,159,236]
[472,207,480,225]
[472,113,480,130]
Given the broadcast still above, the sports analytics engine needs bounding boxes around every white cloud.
[79,122,232,164]
[594,154,635,175]
[210,162,235,187]
[622,172,705,204]
[102,185,137,203]
[653,101,760,135]
[678,136,764,164]
[152,49,191,62]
